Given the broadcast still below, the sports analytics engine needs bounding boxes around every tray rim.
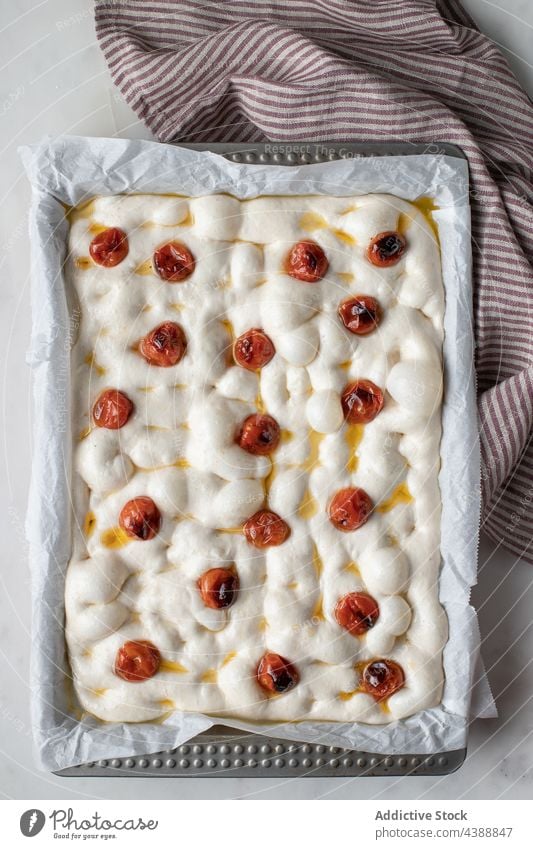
[57,139,469,779]
[174,139,468,161]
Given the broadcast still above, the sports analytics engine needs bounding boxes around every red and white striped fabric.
[95,0,533,564]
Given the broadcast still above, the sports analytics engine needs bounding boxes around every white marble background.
[0,0,531,800]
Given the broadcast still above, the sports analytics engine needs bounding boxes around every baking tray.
[56,140,468,779]
[58,727,465,777]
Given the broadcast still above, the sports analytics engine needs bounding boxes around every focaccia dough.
[65,192,447,724]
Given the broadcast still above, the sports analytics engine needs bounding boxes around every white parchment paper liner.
[20,136,496,771]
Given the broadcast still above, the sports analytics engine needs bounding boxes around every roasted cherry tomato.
[92,388,133,429]
[233,328,275,371]
[286,240,328,282]
[341,379,384,424]
[361,659,405,701]
[338,295,381,335]
[197,568,239,609]
[153,241,195,282]
[328,487,373,532]
[243,510,290,548]
[335,592,380,635]
[367,231,406,267]
[257,652,299,694]
[114,640,161,682]
[89,227,129,267]
[119,496,161,541]
[139,321,187,367]
[236,413,281,455]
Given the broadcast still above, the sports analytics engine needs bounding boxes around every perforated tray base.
[57,728,466,777]
[58,140,467,779]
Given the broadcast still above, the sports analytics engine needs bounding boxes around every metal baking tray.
[57,140,467,779]
[59,727,465,777]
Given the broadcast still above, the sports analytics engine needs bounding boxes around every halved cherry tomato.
[236,413,280,455]
[153,242,195,282]
[338,295,381,335]
[197,568,239,609]
[243,510,290,548]
[139,321,187,367]
[341,380,384,424]
[335,592,380,635]
[286,240,328,282]
[114,640,161,682]
[257,652,299,694]
[233,328,275,371]
[367,231,406,267]
[361,659,405,701]
[92,389,133,429]
[89,227,129,267]
[119,496,161,541]
[329,487,373,532]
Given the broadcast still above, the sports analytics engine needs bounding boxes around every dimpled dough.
[65,192,448,725]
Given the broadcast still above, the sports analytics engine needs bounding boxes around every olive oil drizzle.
[345,423,364,473]
[100,526,130,549]
[398,196,439,244]
[377,482,413,513]
[83,511,96,538]
[160,659,189,674]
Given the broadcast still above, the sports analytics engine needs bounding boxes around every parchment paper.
[19,136,496,771]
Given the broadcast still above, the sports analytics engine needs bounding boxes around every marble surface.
[0,0,532,800]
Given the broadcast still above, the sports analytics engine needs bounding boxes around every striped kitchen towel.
[95,0,533,563]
